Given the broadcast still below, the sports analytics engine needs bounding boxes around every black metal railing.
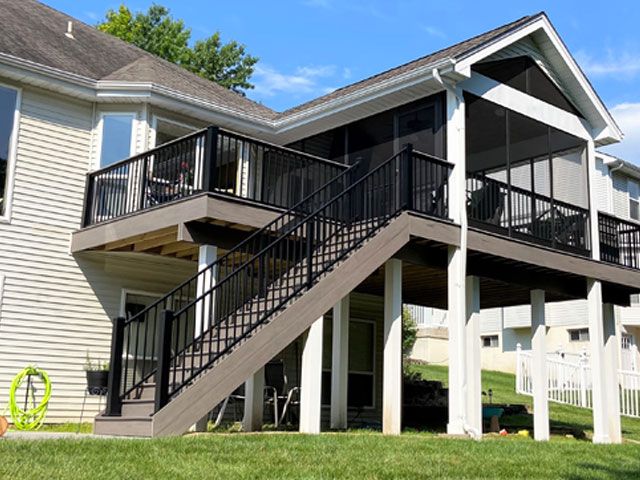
[82,127,348,226]
[105,146,452,416]
[466,172,590,255]
[598,212,640,269]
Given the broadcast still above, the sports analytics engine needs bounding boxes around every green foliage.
[402,307,417,356]
[97,4,258,93]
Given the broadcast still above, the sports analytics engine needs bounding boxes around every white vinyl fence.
[516,344,640,418]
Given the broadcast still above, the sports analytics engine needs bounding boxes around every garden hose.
[5,366,52,430]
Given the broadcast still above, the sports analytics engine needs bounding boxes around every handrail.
[82,126,349,227]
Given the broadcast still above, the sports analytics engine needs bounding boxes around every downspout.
[433,68,479,440]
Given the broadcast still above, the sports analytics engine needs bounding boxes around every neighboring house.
[410,152,640,374]
[0,2,635,444]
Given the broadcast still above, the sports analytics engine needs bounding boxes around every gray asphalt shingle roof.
[0,1,542,122]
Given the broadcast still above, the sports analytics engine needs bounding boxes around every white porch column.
[465,276,481,436]
[445,83,468,437]
[330,295,350,430]
[243,367,265,432]
[195,244,218,338]
[587,278,610,443]
[447,246,466,435]
[383,259,403,435]
[299,317,324,434]
[530,289,549,441]
[603,303,622,443]
[192,244,218,431]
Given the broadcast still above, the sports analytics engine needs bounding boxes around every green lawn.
[2,365,640,479]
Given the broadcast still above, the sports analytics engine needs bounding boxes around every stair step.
[121,398,154,416]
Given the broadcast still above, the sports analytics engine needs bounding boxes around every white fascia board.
[461,72,591,140]
[273,58,456,133]
[455,16,622,144]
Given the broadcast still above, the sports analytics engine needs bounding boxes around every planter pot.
[86,370,109,390]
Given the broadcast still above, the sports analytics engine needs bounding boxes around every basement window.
[569,328,590,342]
[482,335,499,348]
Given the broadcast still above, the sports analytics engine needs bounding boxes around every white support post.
[383,259,403,435]
[299,317,324,434]
[195,244,218,338]
[603,303,622,443]
[445,84,469,437]
[192,244,218,432]
[465,276,481,436]
[587,278,610,443]
[243,367,265,432]
[330,295,350,430]
[530,289,549,441]
[447,246,466,435]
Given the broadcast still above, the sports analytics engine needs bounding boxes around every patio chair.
[467,180,505,226]
[264,360,300,427]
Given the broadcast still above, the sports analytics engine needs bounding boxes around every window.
[569,328,589,342]
[622,333,633,350]
[99,113,135,167]
[322,318,376,408]
[0,85,19,218]
[629,180,640,221]
[482,335,499,348]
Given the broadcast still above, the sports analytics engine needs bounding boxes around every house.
[410,151,640,374]
[0,1,636,443]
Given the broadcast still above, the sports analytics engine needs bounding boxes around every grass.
[2,365,639,479]
[2,432,640,479]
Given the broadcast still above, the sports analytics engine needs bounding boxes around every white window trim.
[0,82,22,224]
[150,115,198,148]
[119,288,164,318]
[94,111,138,170]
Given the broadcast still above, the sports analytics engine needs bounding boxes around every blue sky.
[44,0,640,162]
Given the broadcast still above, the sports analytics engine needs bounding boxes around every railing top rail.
[599,211,640,229]
[123,161,359,326]
[412,150,453,168]
[467,171,589,215]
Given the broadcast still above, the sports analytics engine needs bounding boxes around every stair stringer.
[151,213,411,437]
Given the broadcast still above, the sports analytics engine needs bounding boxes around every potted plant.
[84,351,109,391]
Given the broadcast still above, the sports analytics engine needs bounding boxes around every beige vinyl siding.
[594,157,612,213]
[612,171,630,219]
[0,85,196,422]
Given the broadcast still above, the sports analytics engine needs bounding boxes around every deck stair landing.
[95,147,452,437]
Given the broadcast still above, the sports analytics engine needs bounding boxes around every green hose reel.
[3,366,52,431]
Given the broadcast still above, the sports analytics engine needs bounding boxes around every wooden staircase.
[94,146,451,437]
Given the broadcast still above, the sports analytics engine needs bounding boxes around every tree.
[402,307,418,357]
[97,4,258,93]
